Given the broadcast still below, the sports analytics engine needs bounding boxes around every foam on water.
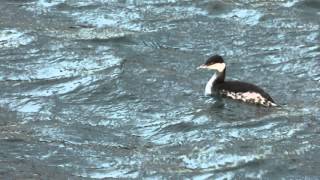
[282,0,300,7]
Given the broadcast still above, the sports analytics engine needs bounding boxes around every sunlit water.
[0,0,320,179]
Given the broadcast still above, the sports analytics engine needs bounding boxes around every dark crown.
[205,55,224,65]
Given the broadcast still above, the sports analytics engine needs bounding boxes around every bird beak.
[197,64,208,69]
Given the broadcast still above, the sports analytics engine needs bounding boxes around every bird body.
[198,55,277,107]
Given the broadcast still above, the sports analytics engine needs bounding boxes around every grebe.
[198,55,277,107]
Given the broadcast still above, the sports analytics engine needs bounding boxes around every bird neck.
[214,68,225,85]
[204,69,225,95]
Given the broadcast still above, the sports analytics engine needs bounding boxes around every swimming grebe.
[198,55,277,107]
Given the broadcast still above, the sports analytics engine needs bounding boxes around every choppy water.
[0,0,320,179]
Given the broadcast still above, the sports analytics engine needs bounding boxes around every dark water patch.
[197,0,234,15]
[299,0,320,9]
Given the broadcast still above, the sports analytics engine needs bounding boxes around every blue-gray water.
[0,0,320,179]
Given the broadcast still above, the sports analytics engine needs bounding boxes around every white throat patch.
[205,73,217,96]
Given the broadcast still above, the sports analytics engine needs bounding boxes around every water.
[0,0,319,179]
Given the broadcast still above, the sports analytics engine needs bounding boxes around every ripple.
[2,0,320,179]
[70,4,206,32]
[59,26,135,40]
[17,100,43,113]
[80,168,139,179]
[181,146,266,171]
[23,0,64,12]
[0,98,46,114]
[72,8,141,31]
[1,46,121,81]
[37,0,63,8]
[23,77,94,97]
[219,9,263,25]
[0,29,35,48]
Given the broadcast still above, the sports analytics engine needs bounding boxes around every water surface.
[0,0,320,179]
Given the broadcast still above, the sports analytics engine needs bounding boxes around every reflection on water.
[1,0,320,179]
